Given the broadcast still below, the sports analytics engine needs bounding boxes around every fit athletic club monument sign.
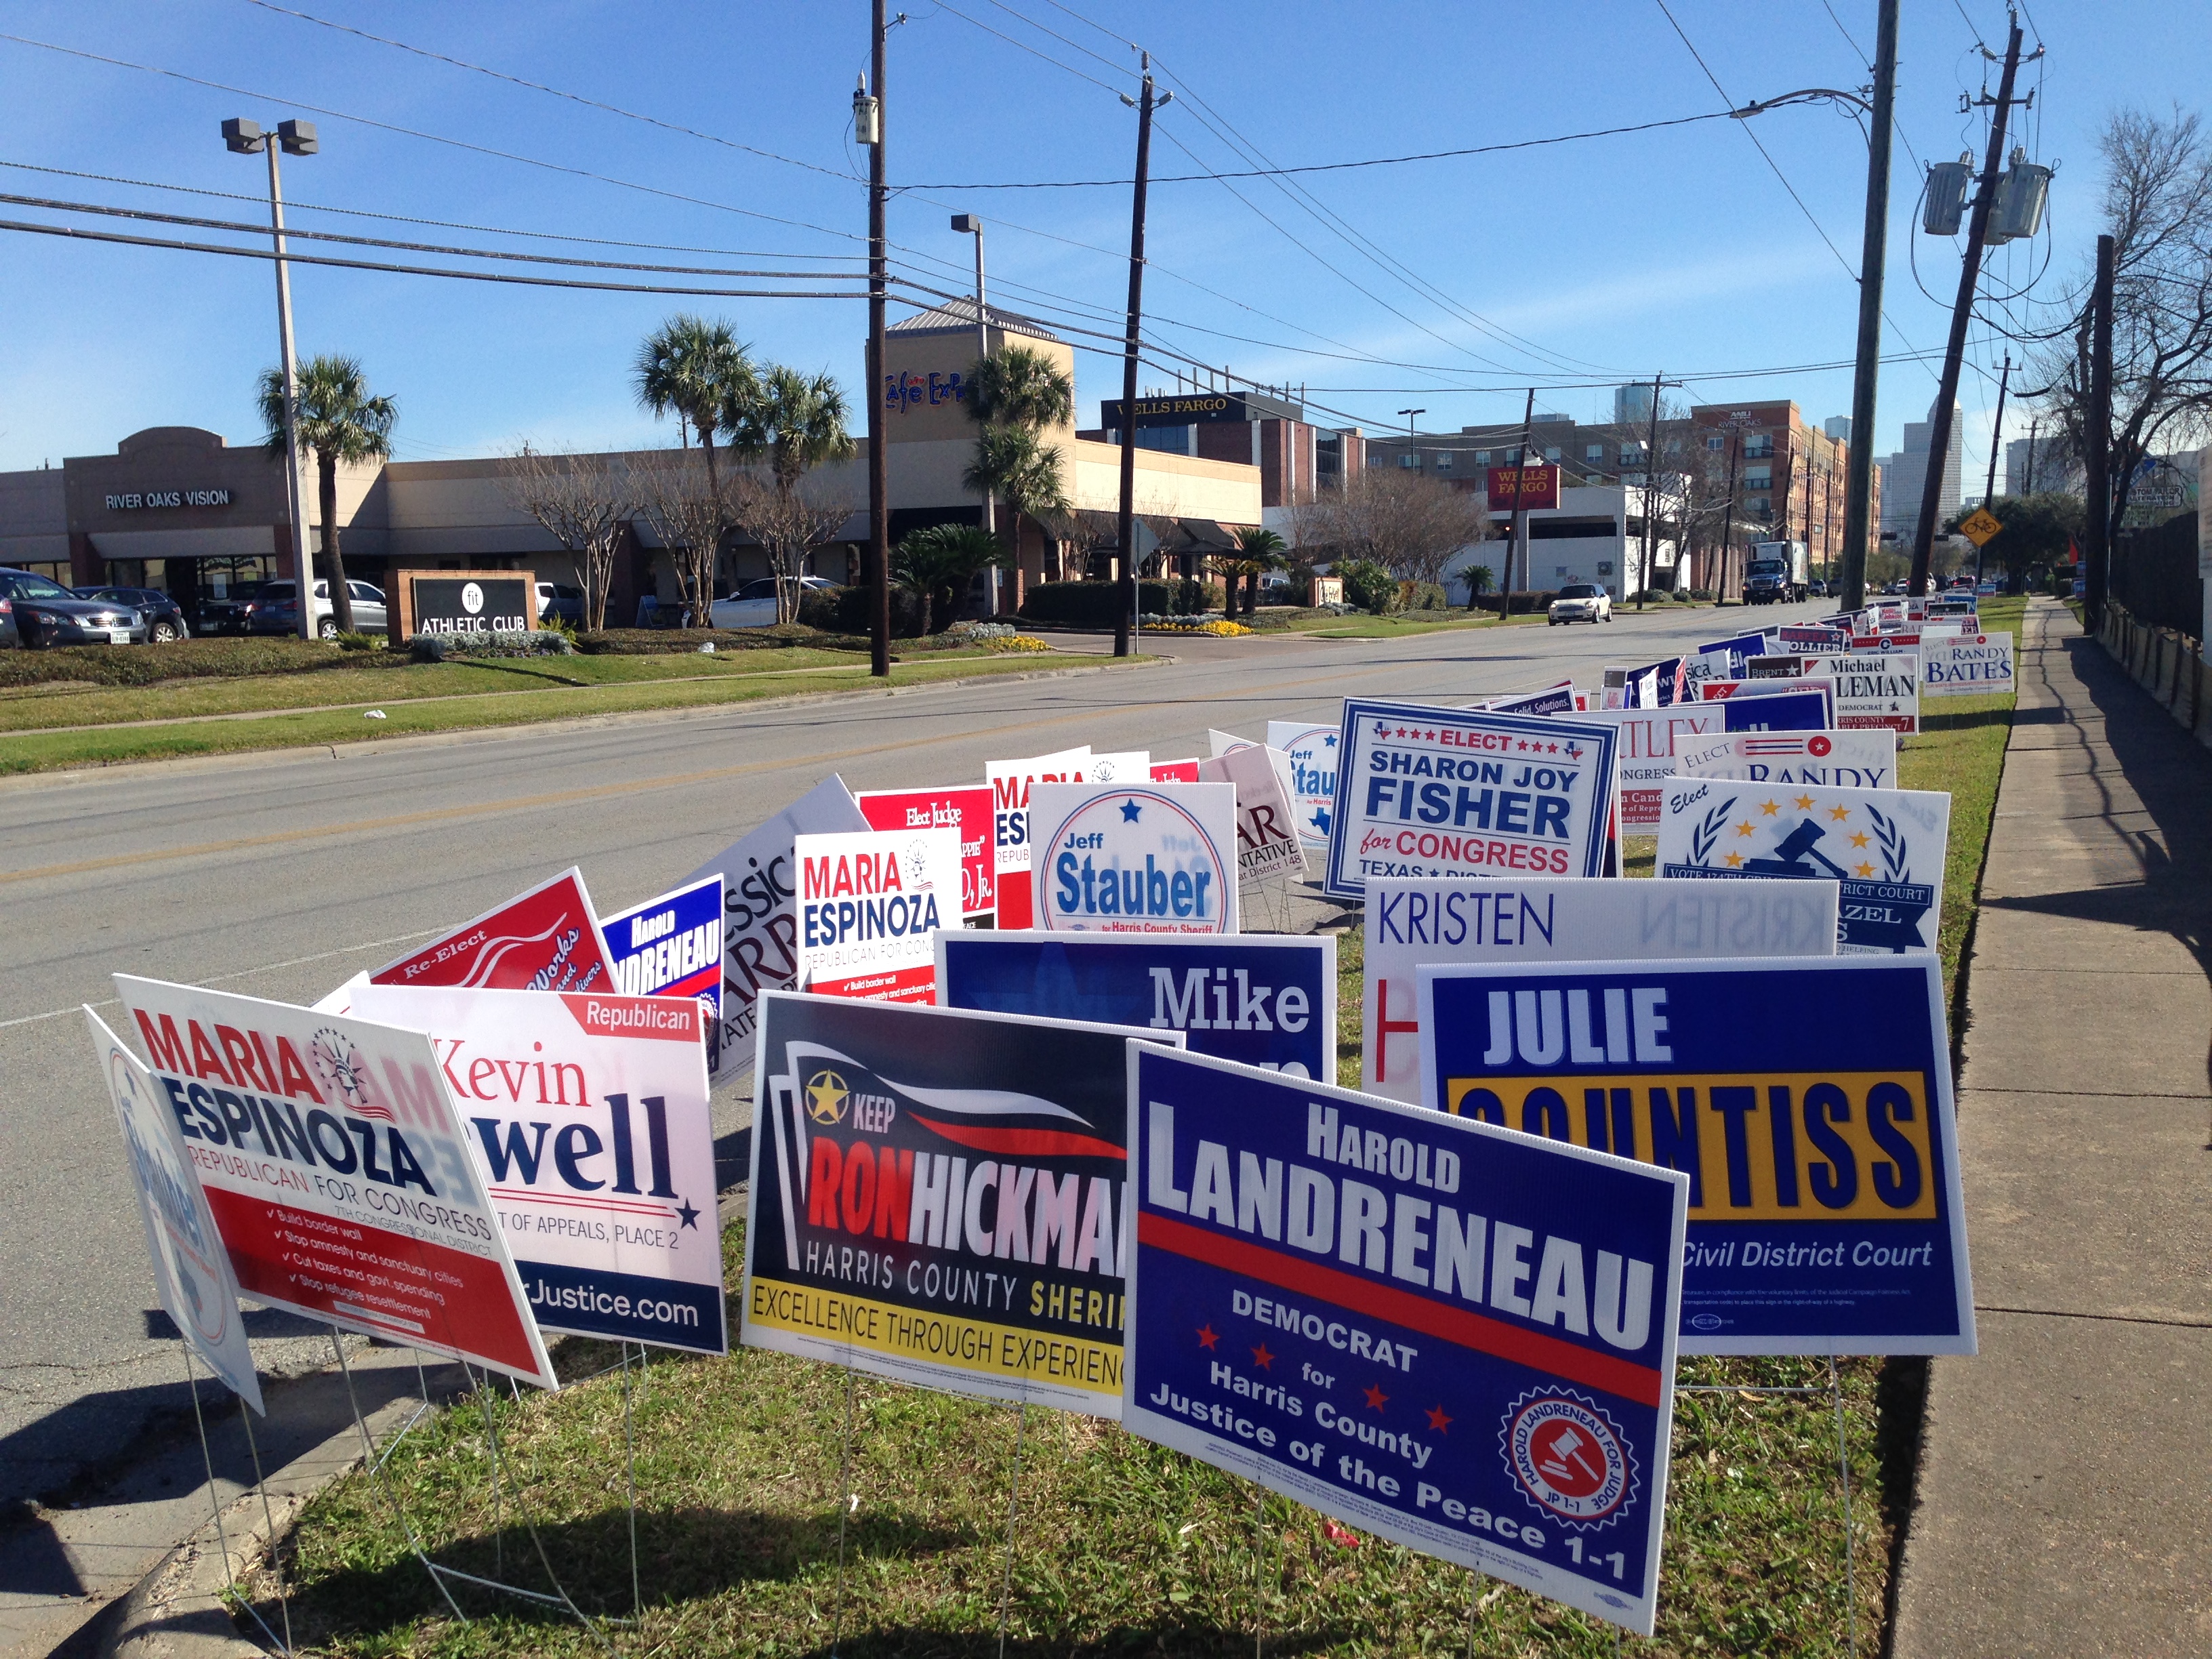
[388,568,537,646]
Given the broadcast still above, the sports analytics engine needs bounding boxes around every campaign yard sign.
[1086,752,1151,784]
[372,867,617,995]
[1483,680,1578,716]
[1804,654,1921,732]
[1655,778,1950,955]
[114,977,557,1387]
[1697,682,1835,731]
[1362,876,1837,1105]
[1326,699,1620,899]
[1417,957,1975,1355]
[794,827,960,1002]
[347,985,725,1355]
[1921,634,2015,697]
[1569,708,1721,830]
[602,876,724,1071]
[937,931,1334,1079]
[1122,1044,1687,1633]
[858,785,996,923]
[684,775,870,1083]
[1028,782,1241,935]
[987,747,1091,929]
[1198,745,1307,884]
[741,993,1180,1414]
[1777,626,1849,654]
[1266,721,1339,851]
[87,1008,264,1410]
[1675,730,1898,790]
[1151,758,1202,783]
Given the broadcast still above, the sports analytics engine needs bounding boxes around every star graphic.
[676,1198,701,1230]
[1723,851,1745,867]
[1547,742,1559,754]
[1849,830,1870,848]
[1251,1343,1275,1370]
[1363,1383,1389,1412]
[1120,798,1143,823]
[1854,861,1875,878]
[1196,1324,1219,1350]
[1759,800,1781,816]
[1324,734,1337,748]
[1426,1404,1453,1434]
[1395,726,1409,738]
[1794,794,1816,810]
[1734,821,1755,837]
[1517,739,1530,752]
[1828,805,1851,821]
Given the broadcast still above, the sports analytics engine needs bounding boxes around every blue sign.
[1719,687,1832,731]
[1122,1045,1686,1634]
[936,931,1336,1080]
[1698,631,1771,674]
[603,876,724,1071]
[1326,699,1620,899]
[1418,956,1975,1355]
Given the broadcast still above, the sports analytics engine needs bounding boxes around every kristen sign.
[1486,464,1561,512]
[1029,783,1241,935]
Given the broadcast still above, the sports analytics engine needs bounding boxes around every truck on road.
[1743,541,1810,605]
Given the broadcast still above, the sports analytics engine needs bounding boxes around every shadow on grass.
[787,1624,1351,1658]
[1919,705,2015,732]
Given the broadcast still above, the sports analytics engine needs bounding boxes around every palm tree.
[895,523,1004,633]
[257,355,395,635]
[1222,526,1287,617]
[634,314,754,508]
[726,366,858,620]
[964,345,1074,591]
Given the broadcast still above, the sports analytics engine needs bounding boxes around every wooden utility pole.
[1841,0,1899,611]
[1113,58,1164,658]
[1638,373,1664,608]
[1909,16,2032,596]
[1717,428,1742,602]
[2083,233,2115,632]
[865,0,890,676]
[1975,352,2012,587]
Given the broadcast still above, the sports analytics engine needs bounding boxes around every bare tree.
[730,470,855,613]
[629,452,733,627]
[1293,469,1490,586]
[2033,106,2212,535]
[500,445,634,632]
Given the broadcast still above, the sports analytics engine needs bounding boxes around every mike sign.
[1028,782,1240,935]
[1325,699,1620,899]
[346,984,726,1355]
[113,977,557,1388]
[1418,957,1975,1355]
[1122,1044,1687,1635]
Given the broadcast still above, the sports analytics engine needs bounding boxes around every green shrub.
[577,626,825,655]
[1325,559,1393,614]
[1021,580,1160,627]
[412,629,573,659]
[0,636,403,688]
[828,582,928,638]
[1468,589,1560,615]
[1397,580,1448,612]
[333,630,384,653]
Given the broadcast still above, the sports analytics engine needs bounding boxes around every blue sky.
[1,1,2201,482]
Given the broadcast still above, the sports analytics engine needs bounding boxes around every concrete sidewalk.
[1893,598,2212,1656]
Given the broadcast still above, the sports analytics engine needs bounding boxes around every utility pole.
[950,212,997,610]
[2083,232,2115,632]
[1114,57,1167,658]
[863,3,891,677]
[1498,388,1536,623]
[1639,373,1664,609]
[1717,428,1742,603]
[2022,413,2039,495]
[1975,352,2012,587]
[1910,16,2034,597]
[1801,430,1816,589]
[1840,0,1899,613]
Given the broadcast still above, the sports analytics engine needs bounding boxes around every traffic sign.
[1957,508,2003,548]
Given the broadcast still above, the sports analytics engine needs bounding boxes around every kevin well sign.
[1122,1044,1686,1634]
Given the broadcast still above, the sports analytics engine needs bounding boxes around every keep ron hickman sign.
[389,568,537,645]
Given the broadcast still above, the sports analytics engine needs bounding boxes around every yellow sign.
[1958,508,2003,547]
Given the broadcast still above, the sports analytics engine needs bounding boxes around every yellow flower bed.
[1153,618,1252,637]
[988,634,1051,653]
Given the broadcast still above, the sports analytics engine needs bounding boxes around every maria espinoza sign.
[104,489,233,510]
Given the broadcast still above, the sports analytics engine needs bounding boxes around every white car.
[1547,583,1612,625]
[708,576,838,630]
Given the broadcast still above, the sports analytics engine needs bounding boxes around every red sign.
[371,867,617,994]
[1485,464,1561,512]
[1149,758,1202,782]
[856,785,996,922]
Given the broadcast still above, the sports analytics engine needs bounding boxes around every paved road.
[0,602,1825,1528]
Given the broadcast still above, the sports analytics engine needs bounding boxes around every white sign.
[1567,708,1722,830]
[345,985,726,1355]
[1921,634,2015,696]
[112,977,558,1387]
[1197,745,1306,883]
[1029,781,1240,934]
[1361,876,1838,1104]
[683,775,869,1082]
[1656,778,1950,954]
[793,827,959,1002]
[87,1008,264,1410]
[1676,730,1898,790]
[1804,653,1921,731]
[987,747,1091,928]
[1207,729,1258,756]
[1266,720,1338,849]
[1084,750,1151,784]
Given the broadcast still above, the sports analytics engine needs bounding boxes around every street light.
[1397,407,1425,443]
[949,211,1000,613]
[225,116,319,641]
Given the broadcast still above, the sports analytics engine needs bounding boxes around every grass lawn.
[0,650,1119,775]
[258,611,2022,1658]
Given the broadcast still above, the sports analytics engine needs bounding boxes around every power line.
[925,0,1128,96]
[975,0,1134,79]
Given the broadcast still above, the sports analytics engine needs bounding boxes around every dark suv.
[0,569,149,647]
[77,586,190,642]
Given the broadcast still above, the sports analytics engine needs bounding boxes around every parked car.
[1547,582,1612,626]
[197,582,261,634]
[77,585,189,642]
[0,569,148,647]
[709,575,839,630]
[245,579,388,637]
[535,581,585,627]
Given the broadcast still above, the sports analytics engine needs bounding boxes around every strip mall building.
[0,303,1322,619]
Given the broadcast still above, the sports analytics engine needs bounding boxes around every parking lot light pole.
[225,116,319,640]
[951,213,1000,612]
